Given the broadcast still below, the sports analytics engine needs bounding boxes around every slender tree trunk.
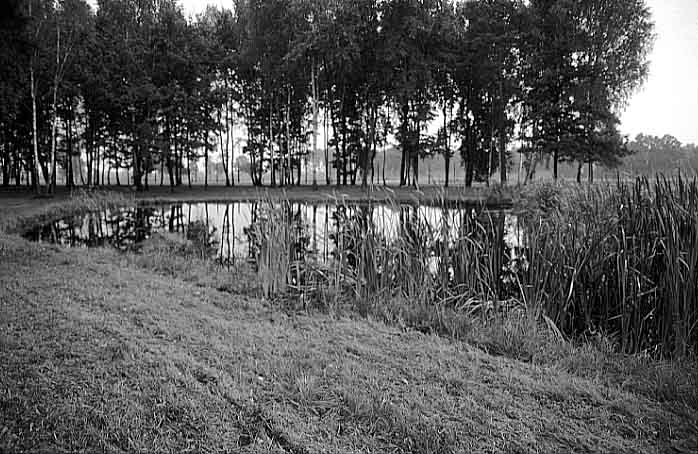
[66,113,74,188]
[443,106,450,188]
[296,139,301,185]
[361,107,371,189]
[324,107,330,185]
[48,25,61,194]
[97,144,101,186]
[382,139,386,186]
[311,61,318,189]
[186,152,191,188]
[487,100,494,187]
[0,150,8,187]
[498,80,507,185]
[412,146,419,187]
[463,121,475,188]
[95,143,100,186]
[218,108,230,187]
[174,120,182,186]
[398,102,409,187]
[14,155,22,186]
[30,59,42,194]
[100,145,106,186]
[78,146,85,186]
[270,100,275,187]
[286,88,291,187]
[39,155,49,188]
[333,111,341,187]
[342,118,348,186]
[204,132,209,189]
[576,161,582,183]
[145,158,150,190]
[166,119,174,189]
[371,141,376,186]
[133,142,142,190]
[86,123,92,186]
[228,91,235,186]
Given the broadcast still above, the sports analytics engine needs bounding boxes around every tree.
[522,0,654,181]
[0,0,657,191]
[45,0,91,193]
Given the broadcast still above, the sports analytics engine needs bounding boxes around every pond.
[23,201,522,268]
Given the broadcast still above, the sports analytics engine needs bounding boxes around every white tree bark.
[49,25,60,193]
[29,0,44,193]
[312,60,319,188]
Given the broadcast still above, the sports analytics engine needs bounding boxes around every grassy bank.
[1,189,697,453]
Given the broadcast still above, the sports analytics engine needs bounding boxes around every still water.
[23,201,521,265]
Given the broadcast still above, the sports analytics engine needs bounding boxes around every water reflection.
[23,201,520,268]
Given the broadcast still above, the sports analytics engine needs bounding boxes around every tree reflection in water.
[24,202,517,295]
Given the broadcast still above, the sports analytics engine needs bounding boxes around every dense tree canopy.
[0,0,657,192]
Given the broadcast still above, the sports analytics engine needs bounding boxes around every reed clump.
[520,176,698,357]
[249,176,698,358]
[247,199,308,299]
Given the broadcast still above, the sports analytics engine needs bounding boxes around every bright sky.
[621,0,698,144]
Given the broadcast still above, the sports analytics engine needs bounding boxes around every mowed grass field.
[1,189,697,453]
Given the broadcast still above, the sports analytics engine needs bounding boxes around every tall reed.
[249,192,506,314]
[519,176,698,357]
[247,199,304,299]
[248,177,698,357]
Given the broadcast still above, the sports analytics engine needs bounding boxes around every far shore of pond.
[0,183,514,208]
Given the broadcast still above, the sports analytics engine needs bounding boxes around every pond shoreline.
[0,183,513,207]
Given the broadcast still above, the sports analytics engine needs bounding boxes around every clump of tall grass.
[247,199,309,299]
[249,191,508,317]
[519,176,698,357]
[248,177,698,358]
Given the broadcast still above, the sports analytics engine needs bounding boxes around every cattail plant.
[517,176,698,357]
[247,176,697,357]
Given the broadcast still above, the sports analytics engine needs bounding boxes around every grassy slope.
[1,192,697,453]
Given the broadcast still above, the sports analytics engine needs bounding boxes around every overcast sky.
[621,0,698,144]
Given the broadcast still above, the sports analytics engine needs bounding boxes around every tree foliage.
[0,0,656,190]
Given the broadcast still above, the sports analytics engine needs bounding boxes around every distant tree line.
[621,134,698,177]
[0,0,655,193]
[530,133,698,182]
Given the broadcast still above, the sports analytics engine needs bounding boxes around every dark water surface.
[23,201,521,265]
